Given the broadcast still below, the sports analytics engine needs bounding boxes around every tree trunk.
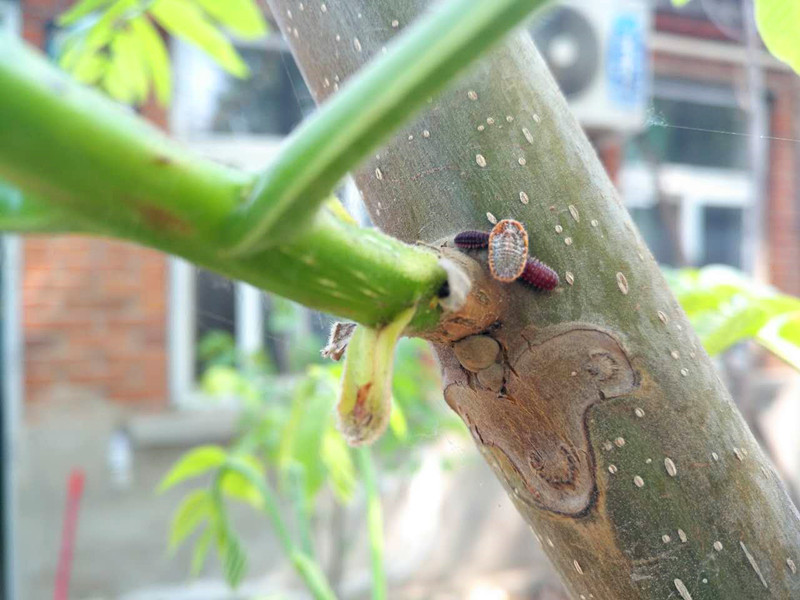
[270,1,800,598]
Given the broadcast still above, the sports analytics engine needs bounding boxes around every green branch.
[0,38,444,328]
[0,0,549,326]
[222,0,551,254]
[0,182,88,234]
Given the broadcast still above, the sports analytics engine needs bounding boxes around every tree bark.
[270,0,800,598]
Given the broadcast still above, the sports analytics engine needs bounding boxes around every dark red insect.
[454,230,490,249]
[519,257,559,291]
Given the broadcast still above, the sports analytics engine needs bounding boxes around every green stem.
[357,448,387,600]
[287,464,315,558]
[0,38,445,328]
[223,458,337,600]
[223,0,551,254]
[0,181,87,234]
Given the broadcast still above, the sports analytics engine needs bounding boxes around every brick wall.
[21,0,170,406]
[23,238,168,406]
[766,76,800,296]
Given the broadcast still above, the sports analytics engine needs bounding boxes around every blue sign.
[607,13,648,109]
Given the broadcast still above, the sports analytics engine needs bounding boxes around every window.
[622,77,754,268]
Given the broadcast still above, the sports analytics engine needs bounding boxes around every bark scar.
[442,324,637,516]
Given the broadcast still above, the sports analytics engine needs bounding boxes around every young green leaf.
[158,446,228,492]
[218,530,248,588]
[757,311,800,371]
[320,426,356,503]
[220,455,264,508]
[194,0,268,40]
[150,0,250,78]
[190,526,214,576]
[336,307,416,446]
[755,0,800,75]
[111,27,149,104]
[129,16,172,105]
[169,489,212,552]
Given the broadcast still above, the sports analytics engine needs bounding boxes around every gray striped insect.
[488,219,529,282]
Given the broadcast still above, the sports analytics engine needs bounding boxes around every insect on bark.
[488,219,529,282]
[454,230,490,249]
[520,257,559,290]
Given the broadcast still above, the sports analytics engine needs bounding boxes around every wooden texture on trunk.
[268,0,800,597]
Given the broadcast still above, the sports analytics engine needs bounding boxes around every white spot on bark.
[353,37,362,52]
[615,437,626,447]
[662,534,672,543]
[591,219,599,227]
[573,560,584,575]
[787,558,796,574]
[519,191,529,205]
[422,129,430,138]
[506,115,514,122]
[287,9,293,18]
[714,541,723,551]
[678,529,688,543]
[486,212,497,225]
[634,407,645,418]
[518,156,527,166]
[569,204,580,222]
[680,368,689,377]
[555,225,563,233]
[335,34,341,41]
[658,310,669,324]
[533,113,541,123]
[565,272,575,285]
[634,475,645,488]
[564,237,573,246]
[674,579,694,600]
[476,154,487,167]
[608,464,618,474]
[670,350,680,359]
[734,447,744,461]
[740,541,768,588]
[712,452,720,461]
[374,167,383,180]
[645,458,652,464]
[467,90,478,100]
[522,127,534,144]
[616,272,629,295]
[547,537,554,547]
[603,441,613,451]
[477,125,485,131]
[320,3,327,12]
[665,457,677,477]
[391,19,399,28]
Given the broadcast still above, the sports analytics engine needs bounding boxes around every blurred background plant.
[666,265,800,371]
[160,313,465,596]
[54,0,268,105]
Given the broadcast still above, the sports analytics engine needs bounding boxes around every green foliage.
[162,331,461,595]
[755,0,800,75]
[56,0,268,105]
[666,265,800,370]
[158,445,227,492]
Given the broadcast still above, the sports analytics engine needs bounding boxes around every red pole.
[54,469,85,600]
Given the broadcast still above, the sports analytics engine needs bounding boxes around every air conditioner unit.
[530,0,651,133]
[0,1,20,34]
